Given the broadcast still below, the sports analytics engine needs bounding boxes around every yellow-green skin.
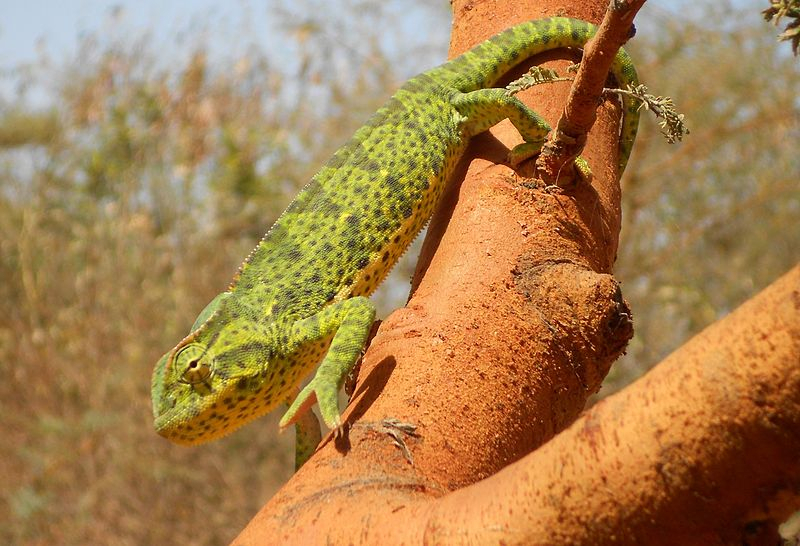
[151,17,640,460]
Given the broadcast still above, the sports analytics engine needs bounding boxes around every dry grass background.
[1,1,798,543]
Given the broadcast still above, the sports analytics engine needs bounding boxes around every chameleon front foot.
[281,295,376,433]
[508,143,592,184]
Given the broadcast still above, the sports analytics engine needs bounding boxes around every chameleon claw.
[280,374,345,432]
[333,422,347,440]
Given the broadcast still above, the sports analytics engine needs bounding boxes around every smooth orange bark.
[419,265,800,545]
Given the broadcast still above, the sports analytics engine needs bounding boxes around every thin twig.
[534,0,647,186]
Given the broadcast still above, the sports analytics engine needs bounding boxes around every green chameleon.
[151,16,640,467]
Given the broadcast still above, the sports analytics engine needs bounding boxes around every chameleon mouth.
[151,350,175,421]
[153,389,269,446]
[152,393,223,446]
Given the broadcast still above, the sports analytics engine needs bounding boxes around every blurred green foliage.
[0,1,797,544]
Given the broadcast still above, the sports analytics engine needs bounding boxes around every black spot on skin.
[385,173,402,190]
[362,159,381,173]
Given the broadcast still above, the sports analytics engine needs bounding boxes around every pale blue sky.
[1,0,240,64]
[0,0,763,106]
[2,0,767,66]
[0,0,691,68]
[0,0,451,105]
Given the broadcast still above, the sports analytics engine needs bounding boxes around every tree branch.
[420,265,800,545]
[534,0,647,186]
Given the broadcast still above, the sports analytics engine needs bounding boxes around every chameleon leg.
[452,88,551,165]
[290,392,322,470]
[279,295,376,431]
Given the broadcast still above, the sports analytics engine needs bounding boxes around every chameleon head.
[151,325,290,445]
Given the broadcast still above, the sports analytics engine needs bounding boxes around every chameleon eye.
[182,359,212,384]
[175,343,213,386]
